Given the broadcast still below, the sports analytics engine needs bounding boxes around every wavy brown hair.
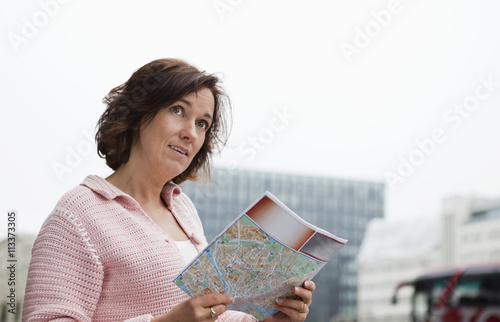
[95,58,231,184]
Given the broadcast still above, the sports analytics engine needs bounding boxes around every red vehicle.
[392,262,500,322]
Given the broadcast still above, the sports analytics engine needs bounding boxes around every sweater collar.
[81,175,182,206]
[160,181,182,208]
[81,175,202,243]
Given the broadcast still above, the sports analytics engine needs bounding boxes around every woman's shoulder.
[52,175,129,219]
[55,176,100,207]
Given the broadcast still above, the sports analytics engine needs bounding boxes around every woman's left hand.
[263,279,316,322]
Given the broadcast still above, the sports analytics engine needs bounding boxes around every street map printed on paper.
[174,215,325,321]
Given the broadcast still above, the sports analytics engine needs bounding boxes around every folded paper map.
[173,191,347,321]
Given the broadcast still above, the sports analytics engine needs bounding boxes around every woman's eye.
[197,120,209,130]
[171,106,182,115]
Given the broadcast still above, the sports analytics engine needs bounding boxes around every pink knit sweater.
[22,175,256,322]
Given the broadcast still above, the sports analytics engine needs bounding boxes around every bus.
[391,262,500,322]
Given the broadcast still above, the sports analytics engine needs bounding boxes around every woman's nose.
[180,121,198,141]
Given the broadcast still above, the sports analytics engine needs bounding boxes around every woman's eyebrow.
[179,98,192,106]
[179,98,213,120]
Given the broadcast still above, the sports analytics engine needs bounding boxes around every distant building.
[181,167,385,321]
[357,195,500,322]
[357,218,441,322]
[442,197,500,265]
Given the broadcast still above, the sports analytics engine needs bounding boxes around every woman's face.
[132,88,215,180]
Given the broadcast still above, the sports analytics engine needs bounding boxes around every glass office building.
[180,167,384,321]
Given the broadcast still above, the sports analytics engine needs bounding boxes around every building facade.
[442,197,500,265]
[357,218,441,322]
[357,195,500,322]
[180,167,384,321]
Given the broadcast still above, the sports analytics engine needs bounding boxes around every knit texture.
[22,175,256,322]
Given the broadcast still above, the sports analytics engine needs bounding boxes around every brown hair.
[95,58,231,184]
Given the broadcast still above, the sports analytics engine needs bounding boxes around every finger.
[293,286,313,304]
[208,303,230,318]
[276,297,308,313]
[274,300,308,321]
[199,293,235,308]
[303,280,316,292]
[207,306,218,320]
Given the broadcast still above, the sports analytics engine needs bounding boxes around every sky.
[1,0,500,238]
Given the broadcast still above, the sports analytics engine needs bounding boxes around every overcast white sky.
[1,0,500,238]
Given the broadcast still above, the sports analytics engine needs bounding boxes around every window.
[431,278,448,305]
[413,292,429,322]
[449,274,500,307]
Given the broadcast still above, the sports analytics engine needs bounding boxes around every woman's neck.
[106,162,168,208]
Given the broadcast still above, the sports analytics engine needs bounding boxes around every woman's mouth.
[169,145,188,156]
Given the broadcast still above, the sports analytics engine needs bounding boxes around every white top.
[174,239,199,264]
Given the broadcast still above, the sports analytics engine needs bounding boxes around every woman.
[22,58,315,321]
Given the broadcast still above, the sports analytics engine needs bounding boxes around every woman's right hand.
[152,294,235,322]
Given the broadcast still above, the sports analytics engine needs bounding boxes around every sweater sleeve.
[217,310,258,322]
[22,208,105,321]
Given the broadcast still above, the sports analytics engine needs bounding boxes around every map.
[174,214,326,321]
